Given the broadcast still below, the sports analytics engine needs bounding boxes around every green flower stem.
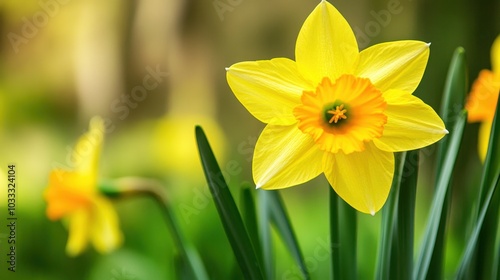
[329,187,341,280]
[330,186,357,280]
[375,152,404,280]
[257,190,274,280]
[241,187,265,275]
[397,150,419,280]
[103,177,208,280]
[339,198,357,280]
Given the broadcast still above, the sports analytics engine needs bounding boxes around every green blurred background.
[0,0,498,279]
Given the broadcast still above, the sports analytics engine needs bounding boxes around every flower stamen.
[327,104,347,123]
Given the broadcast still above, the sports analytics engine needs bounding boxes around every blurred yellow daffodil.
[45,117,123,256]
[226,0,447,214]
[465,35,500,162]
[153,114,226,186]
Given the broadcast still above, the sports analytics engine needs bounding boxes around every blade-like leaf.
[493,237,500,280]
[241,186,264,272]
[267,190,309,279]
[477,97,500,207]
[436,47,467,170]
[414,111,467,280]
[474,92,500,280]
[455,170,500,279]
[173,252,190,279]
[430,47,467,279]
[195,126,264,280]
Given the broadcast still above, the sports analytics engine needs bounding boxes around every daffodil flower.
[226,1,447,214]
[466,35,500,162]
[45,117,123,256]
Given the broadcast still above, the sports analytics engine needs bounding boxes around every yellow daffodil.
[226,1,447,214]
[45,117,123,256]
[465,35,500,162]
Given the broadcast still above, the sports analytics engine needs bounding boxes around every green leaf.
[493,237,500,280]
[256,190,309,279]
[375,152,405,280]
[195,126,264,280]
[455,170,500,279]
[414,111,467,280]
[436,47,467,170]
[429,47,468,279]
[330,187,357,280]
[241,186,264,273]
[257,190,274,280]
[267,191,309,279]
[174,247,210,280]
[473,92,500,280]
[397,150,419,280]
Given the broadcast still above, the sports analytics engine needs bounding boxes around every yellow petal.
[90,197,123,254]
[66,209,91,256]
[253,125,323,189]
[478,121,492,163]
[295,0,358,83]
[227,58,313,125]
[45,170,94,220]
[323,142,394,214]
[492,35,500,76]
[374,90,447,152]
[72,116,105,178]
[466,70,500,122]
[355,41,430,93]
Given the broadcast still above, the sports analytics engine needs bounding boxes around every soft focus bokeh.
[0,0,498,279]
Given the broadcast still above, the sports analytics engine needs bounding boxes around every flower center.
[327,104,347,124]
[293,74,387,154]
